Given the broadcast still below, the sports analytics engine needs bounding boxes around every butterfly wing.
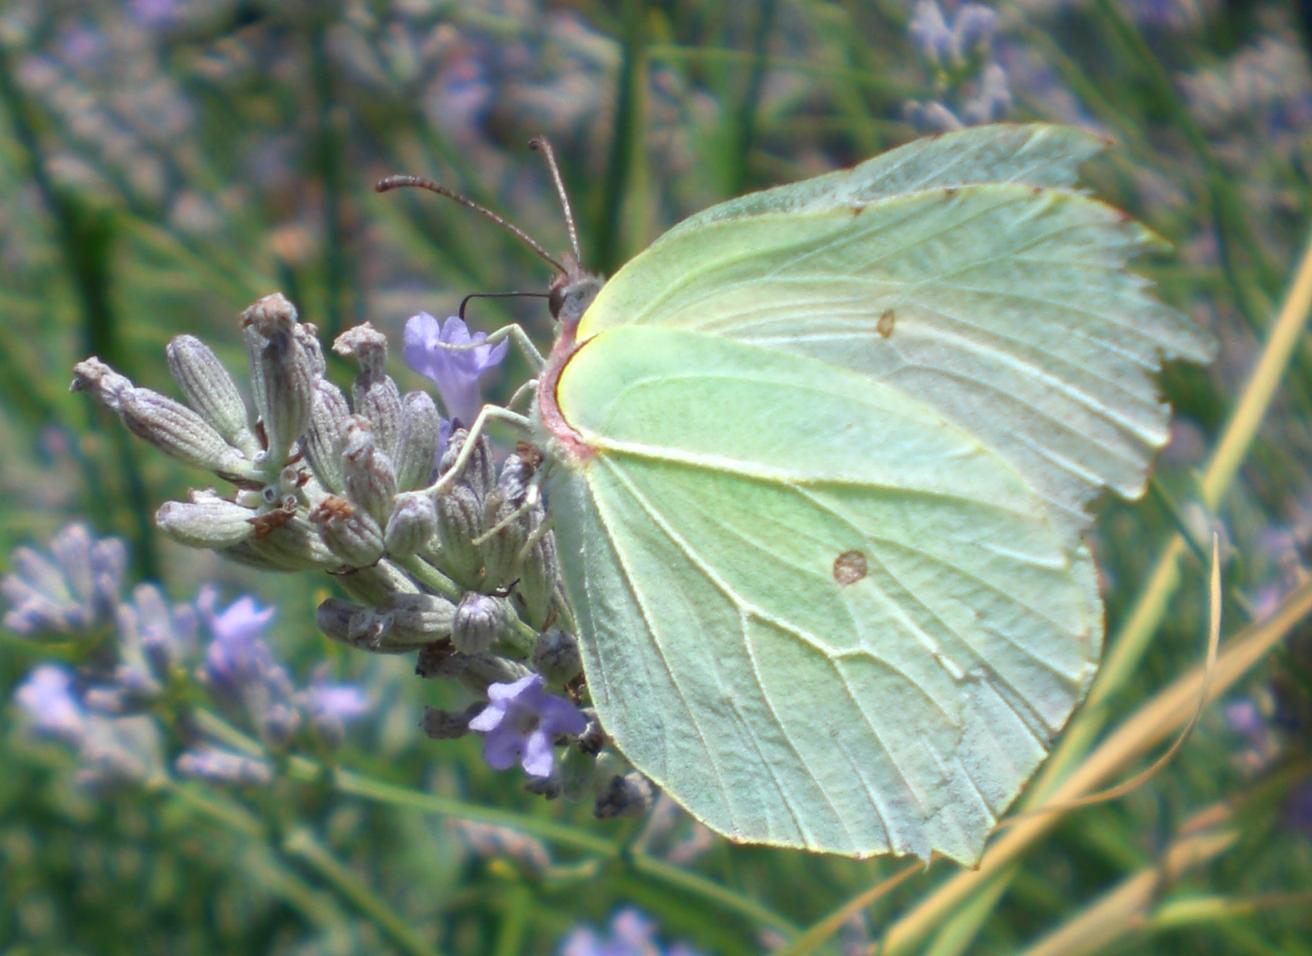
[546,325,1101,862]
[658,123,1105,238]
[544,125,1213,860]
[577,143,1214,537]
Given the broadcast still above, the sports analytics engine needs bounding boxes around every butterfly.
[480,124,1212,864]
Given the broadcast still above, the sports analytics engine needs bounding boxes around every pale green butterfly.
[459,124,1213,864]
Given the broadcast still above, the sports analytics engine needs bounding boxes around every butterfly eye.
[548,274,604,324]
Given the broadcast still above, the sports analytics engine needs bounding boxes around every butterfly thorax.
[536,266,605,464]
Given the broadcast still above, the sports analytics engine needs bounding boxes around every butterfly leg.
[473,482,541,547]
[435,322,546,371]
[425,404,532,498]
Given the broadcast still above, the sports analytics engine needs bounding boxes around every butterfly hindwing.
[547,325,1101,861]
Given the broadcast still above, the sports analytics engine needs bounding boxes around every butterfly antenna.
[528,136,582,264]
[375,174,566,274]
[458,290,549,321]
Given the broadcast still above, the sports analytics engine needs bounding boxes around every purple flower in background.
[129,0,180,26]
[2,524,127,638]
[176,746,274,787]
[404,313,508,427]
[468,673,586,778]
[198,586,279,692]
[16,665,86,742]
[909,0,997,66]
[15,664,163,788]
[303,678,370,724]
[301,670,371,748]
[196,587,300,749]
[560,907,704,956]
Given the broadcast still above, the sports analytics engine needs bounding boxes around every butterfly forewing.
[576,181,1213,539]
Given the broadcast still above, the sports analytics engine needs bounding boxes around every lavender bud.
[341,416,397,526]
[424,651,527,695]
[310,496,384,568]
[595,771,656,819]
[421,703,483,739]
[451,592,511,654]
[301,678,368,750]
[316,597,390,649]
[243,514,338,570]
[393,391,442,491]
[176,746,274,787]
[85,666,161,713]
[480,489,529,591]
[241,293,297,427]
[127,388,255,476]
[450,820,552,879]
[496,453,535,506]
[380,592,457,646]
[165,335,255,452]
[69,356,132,411]
[119,583,196,677]
[334,324,401,457]
[294,321,326,376]
[516,521,559,629]
[383,491,437,558]
[531,628,581,684]
[576,711,606,757]
[335,561,417,606]
[156,492,256,549]
[435,484,486,587]
[440,428,495,500]
[74,359,256,478]
[303,378,350,493]
[257,326,315,469]
[50,524,95,608]
[260,702,301,750]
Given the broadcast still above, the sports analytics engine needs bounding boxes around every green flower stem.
[190,708,794,936]
[322,764,796,935]
[160,779,357,937]
[399,554,463,602]
[282,826,444,956]
[398,554,541,650]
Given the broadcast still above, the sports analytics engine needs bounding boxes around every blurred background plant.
[2,1,1311,954]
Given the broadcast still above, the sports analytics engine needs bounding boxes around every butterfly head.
[548,264,604,328]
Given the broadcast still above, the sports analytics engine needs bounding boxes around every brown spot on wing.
[876,309,895,339]
[833,550,867,586]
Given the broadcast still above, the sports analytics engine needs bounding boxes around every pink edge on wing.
[536,319,597,464]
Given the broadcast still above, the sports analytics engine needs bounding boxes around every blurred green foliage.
[1,1,1311,954]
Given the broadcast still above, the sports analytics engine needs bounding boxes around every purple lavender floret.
[198,586,282,694]
[176,745,274,787]
[15,665,86,742]
[301,670,371,747]
[468,673,586,778]
[403,312,508,427]
[560,906,705,956]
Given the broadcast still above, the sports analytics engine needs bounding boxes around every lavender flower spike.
[468,673,586,778]
[403,313,508,426]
